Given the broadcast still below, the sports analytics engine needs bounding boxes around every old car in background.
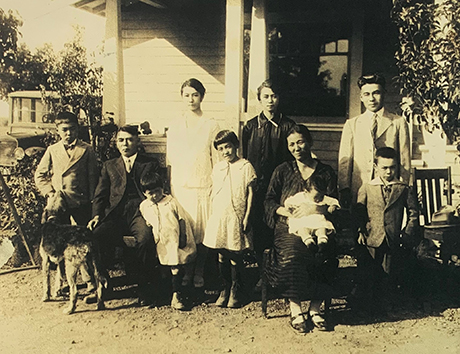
[7,91,58,152]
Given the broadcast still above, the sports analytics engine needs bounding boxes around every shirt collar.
[364,107,385,120]
[258,112,280,129]
[369,176,402,186]
[122,153,138,166]
[63,139,78,149]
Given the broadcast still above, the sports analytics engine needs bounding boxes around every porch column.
[224,0,245,133]
[103,0,125,126]
[246,0,268,119]
[348,11,364,118]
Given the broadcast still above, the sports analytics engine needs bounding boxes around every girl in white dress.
[167,78,220,288]
[203,130,256,308]
[139,171,196,310]
[284,174,340,252]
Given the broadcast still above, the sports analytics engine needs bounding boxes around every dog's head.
[41,191,67,224]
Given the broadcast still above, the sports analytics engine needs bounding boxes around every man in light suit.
[35,111,99,225]
[87,125,160,305]
[356,147,419,311]
[338,74,411,206]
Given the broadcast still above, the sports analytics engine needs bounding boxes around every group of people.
[34,73,420,334]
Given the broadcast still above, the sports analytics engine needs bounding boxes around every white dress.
[203,159,257,252]
[284,192,340,237]
[167,114,220,244]
[139,195,196,266]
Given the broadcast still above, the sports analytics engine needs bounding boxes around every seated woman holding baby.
[264,124,339,334]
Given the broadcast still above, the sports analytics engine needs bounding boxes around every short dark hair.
[118,125,139,136]
[213,130,239,150]
[357,73,386,90]
[55,111,78,126]
[181,78,206,98]
[257,79,282,101]
[305,174,328,194]
[286,124,313,147]
[374,146,398,164]
[140,170,164,192]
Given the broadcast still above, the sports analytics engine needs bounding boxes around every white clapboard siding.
[121,9,226,133]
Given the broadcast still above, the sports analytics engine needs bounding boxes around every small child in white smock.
[139,171,196,310]
[285,174,340,251]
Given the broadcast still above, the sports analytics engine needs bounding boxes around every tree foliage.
[0,8,23,99]
[42,26,103,137]
[393,0,460,142]
[0,8,57,98]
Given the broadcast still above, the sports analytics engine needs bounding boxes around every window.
[11,97,48,124]
[269,23,350,117]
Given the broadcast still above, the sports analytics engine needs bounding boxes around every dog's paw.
[62,305,76,315]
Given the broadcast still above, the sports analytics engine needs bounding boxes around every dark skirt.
[264,221,337,300]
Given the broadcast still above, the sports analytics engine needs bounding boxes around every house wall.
[122,0,419,179]
[121,3,227,133]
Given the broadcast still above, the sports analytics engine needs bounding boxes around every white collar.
[363,107,385,120]
[122,153,138,166]
[368,176,402,186]
[258,112,280,129]
[62,139,78,149]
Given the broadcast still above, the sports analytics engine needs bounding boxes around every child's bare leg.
[316,229,328,253]
[171,266,185,310]
[316,229,328,245]
[216,253,231,307]
[300,230,316,250]
[227,253,242,308]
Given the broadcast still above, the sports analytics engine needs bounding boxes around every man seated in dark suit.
[88,125,159,306]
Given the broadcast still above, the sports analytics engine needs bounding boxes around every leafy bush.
[393,0,460,142]
[0,151,46,266]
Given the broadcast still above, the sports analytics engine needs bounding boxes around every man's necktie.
[126,159,132,173]
[371,113,378,141]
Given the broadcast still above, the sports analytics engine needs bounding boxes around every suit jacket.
[338,109,411,201]
[34,139,98,209]
[356,177,419,249]
[92,153,159,220]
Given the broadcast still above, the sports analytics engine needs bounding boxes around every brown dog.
[40,192,106,314]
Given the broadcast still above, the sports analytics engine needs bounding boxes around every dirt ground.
[1,264,460,354]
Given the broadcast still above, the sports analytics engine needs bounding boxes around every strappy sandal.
[290,314,309,334]
[310,312,328,331]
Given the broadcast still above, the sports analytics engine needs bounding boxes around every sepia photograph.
[0,0,459,353]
